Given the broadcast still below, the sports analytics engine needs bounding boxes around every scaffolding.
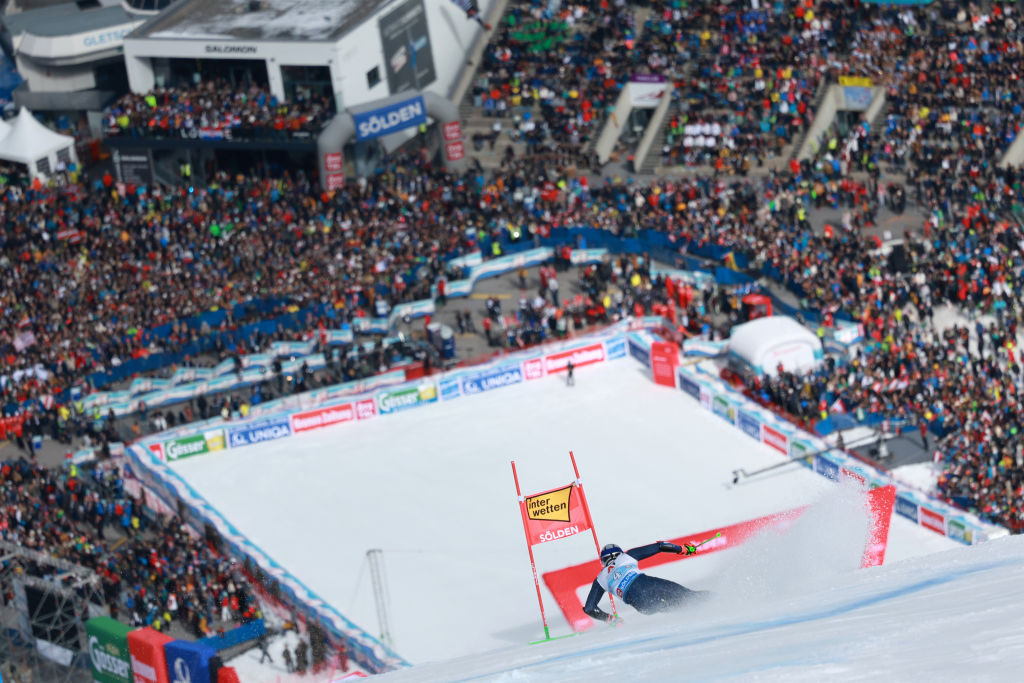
[366,549,393,650]
[0,540,107,682]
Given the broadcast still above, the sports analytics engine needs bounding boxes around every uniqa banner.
[522,483,591,546]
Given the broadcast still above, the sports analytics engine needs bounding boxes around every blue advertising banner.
[605,336,626,360]
[227,417,291,448]
[814,454,840,481]
[196,619,266,651]
[628,336,650,367]
[439,376,462,401]
[164,640,217,683]
[736,410,761,440]
[354,95,427,141]
[462,365,523,395]
[679,374,700,399]
[895,495,920,523]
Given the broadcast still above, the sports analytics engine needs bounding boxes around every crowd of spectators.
[0,457,259,638]
[105,80,335,139]
[8,11,1024,676]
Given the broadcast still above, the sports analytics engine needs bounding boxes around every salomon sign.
[354,96,427,141]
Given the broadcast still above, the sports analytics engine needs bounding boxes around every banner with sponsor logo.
[439,376,462,400]
[376,383,437,414]
[814,454,840,481]
[678,372,700,399]
[628,74,668,109]
[946,517,973,545]
[127,627,172,683]
[919,506,946,535]
[762,424,788,454]
[379,0,435,95]
[227,417,291,448]
[736,410,761,440]
[355,398,377,420]
[627,334,651,367]
[650,341,679,388]
[164,640,217,683]
[698,386,712,410]
[290,404,355,433]
[521,357,545,380]
[164,432,224,462]
[711,395,735,424]
[353,95,427,142]
[86,617,132,683]
[462,364,523,395]
[895,493,920,523]
[520,483,592,546]
[604,336,626,360]
[544,343,605,374]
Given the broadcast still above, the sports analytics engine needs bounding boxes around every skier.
[566,359,575,387]
[583,542,703,622]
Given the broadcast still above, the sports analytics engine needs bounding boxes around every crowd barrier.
[351,247,713,334]
[75,328,424,419]
[124,323,638,672]
[669,362,1007,544]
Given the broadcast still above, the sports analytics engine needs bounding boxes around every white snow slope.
[172,355,971,678]
[377,533,1024,682]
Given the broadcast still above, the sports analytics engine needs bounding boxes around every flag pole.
[568,450,617,619]
[512,460,553,642]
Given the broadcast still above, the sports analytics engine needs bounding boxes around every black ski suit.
[583,542,699,621]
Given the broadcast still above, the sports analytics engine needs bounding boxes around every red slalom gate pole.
[512,460,556,642]
[568,450,617,619]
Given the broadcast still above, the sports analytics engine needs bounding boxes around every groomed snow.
[172,357,960,670]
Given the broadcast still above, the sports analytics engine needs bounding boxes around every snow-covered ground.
[376,532,1024,682]
[171,358,962,677]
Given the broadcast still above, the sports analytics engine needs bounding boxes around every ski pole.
[693,531,721,550]
[682,532,721,555]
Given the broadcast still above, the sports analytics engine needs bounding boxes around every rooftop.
[136,0,395,43]
[3,4,137,38]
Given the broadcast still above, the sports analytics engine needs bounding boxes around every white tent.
[0,107,77,180]
[728,315,823,377]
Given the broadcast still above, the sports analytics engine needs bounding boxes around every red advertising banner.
[126,627,172,683]
[762,425,788,454]
[442,121,462,141]
[148,443,165,462]
[326,173,345,191]
[445,140,465,161]
[217,667,241,683]
[522,358,544,380]
[324,152,343,172]
[649,341,679,388]
[522,483,592,546]
[919,506,946,535]
[544,343,605,374]
[543,486,896,632]
[355,398,377,420]
[291,404,355,433]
